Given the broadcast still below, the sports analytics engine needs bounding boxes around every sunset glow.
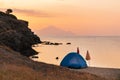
[1,0,120,36]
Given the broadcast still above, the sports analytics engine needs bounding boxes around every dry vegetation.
[0,64,107,80]
[0,45,110,80]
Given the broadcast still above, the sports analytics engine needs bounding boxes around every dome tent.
[60,52,87,69]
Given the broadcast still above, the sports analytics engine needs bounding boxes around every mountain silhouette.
[36,26,76,37]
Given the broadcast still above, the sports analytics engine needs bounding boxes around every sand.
[72,67,120,80]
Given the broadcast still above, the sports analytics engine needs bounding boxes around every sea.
[32,36,120,68]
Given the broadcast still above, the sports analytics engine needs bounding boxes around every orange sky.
[1,0,120,36]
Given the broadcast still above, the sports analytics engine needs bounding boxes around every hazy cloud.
[13,8,51,17]
[0,8,52,17]
[0,8,64,18]
[0,8,7,12]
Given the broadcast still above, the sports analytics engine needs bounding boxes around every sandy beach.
[72,67,120,80]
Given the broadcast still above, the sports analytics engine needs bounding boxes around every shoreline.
[72,67,120,80]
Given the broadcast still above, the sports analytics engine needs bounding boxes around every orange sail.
[86,50,91,60]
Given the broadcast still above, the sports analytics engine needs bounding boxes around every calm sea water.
[33,36,120,68]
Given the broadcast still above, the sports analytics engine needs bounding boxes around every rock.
[31,55,39,58]
[56,57,59,60]
[41,41,63,45]
[0,11,41,57]
[0,11,17,19]
[66,42,71,45]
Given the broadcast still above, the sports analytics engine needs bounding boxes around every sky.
[0,0,120,36]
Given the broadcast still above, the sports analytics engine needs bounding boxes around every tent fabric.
[60,52,87,69]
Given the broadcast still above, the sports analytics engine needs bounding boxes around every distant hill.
[36,26,76,37]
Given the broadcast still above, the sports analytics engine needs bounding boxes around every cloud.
[0,8,7,12]
[13,8,51,17]
[0,8,65,18]
[0,8,52,17]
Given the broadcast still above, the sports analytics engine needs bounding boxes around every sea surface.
[32,36,120,68]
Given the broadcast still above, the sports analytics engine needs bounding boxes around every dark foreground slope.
[0,45,107,80]
[0,11,41,57]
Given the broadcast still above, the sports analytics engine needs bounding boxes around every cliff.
[0,11,41,57]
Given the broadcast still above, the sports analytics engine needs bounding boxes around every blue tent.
[60,52,87,69]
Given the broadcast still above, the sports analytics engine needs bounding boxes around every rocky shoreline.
[0,11,41,57]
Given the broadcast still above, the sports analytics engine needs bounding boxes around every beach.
[73,67,120,80]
